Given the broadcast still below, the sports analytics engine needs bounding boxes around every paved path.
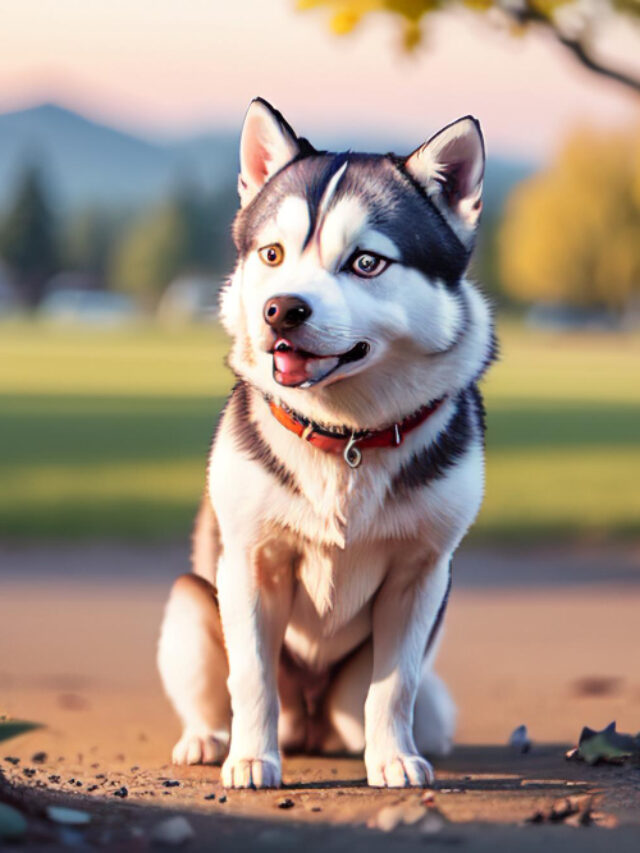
[1,543,640,849]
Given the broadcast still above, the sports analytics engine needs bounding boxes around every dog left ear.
[405,116,485,240]
[238,98,301,207]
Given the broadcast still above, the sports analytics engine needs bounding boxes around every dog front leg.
[217,542,293,789]
[364,554,451,788]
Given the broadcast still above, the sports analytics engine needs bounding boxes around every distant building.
[156,274,219,324]
[38,288,138,326]
[526,303,622,331]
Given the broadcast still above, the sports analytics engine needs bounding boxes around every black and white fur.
[158,98,495,789]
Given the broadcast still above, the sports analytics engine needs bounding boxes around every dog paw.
[366,752,434,788]
[221,754,281,788]
[172,729,228,765]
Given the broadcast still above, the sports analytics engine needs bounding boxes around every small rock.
[416,810,446,835]
[370,804,405,832]
[591,810,619,829]
[369,801,443,833]
[113,786,128,798]
[509,724,531,753]
[277,798,295,810]
[162,780,180,788]
[46,806,91,826]
[151,816,195,846]
[32,751,48,763]
[4,756,20,765]
[0,802,28,841]
[48,775,61,783]
[203,793,216,801]
[22,767,36,778]
[526,810,545,824]
[550,796,584,822]
[218,795,227,803]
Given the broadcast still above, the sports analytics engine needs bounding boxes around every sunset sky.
[1,0,639,160]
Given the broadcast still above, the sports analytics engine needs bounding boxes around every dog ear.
[405,116,485,240]
[238,98,301,207]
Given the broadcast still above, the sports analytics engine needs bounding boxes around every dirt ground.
[1,541,640,850]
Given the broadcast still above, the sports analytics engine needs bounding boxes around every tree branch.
[555,32,640,94]
[511,2,640,96]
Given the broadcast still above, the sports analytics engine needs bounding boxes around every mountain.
[0,103,534,214]
[0,104,239,212]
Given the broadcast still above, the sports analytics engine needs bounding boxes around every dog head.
[221,98,492,426]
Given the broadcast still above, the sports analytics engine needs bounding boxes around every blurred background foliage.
[1,121,639,317]
[499,127,640,315]
[298,0,640,93]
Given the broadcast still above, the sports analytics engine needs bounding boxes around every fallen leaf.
[0,719,42,743]
[577,721,638,765]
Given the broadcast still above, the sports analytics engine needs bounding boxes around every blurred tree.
[110,181,237,305]
[0,164,58,306]
[299,0,640,95]
[63,208,123,281]
[110,196,191,306]
[498,128,640,313]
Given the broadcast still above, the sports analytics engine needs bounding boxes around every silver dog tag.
[344,433,362,468]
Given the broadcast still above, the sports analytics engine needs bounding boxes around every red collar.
[268,396,446,468]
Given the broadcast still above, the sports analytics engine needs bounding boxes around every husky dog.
[158,98,495,789]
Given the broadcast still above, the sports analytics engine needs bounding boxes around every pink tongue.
[273,348,310,385]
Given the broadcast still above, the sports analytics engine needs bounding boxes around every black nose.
[263,295,312,332]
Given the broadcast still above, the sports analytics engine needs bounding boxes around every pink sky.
[0,0,638,160]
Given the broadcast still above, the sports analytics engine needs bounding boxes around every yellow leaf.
[330,8,362,32]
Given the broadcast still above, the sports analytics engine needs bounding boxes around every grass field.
[0,319,638,542]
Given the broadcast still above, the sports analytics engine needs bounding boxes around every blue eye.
[350,252,389,278]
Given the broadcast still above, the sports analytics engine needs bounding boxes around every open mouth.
[271,338,370,388]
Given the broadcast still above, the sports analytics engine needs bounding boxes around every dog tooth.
[306,357,339,380]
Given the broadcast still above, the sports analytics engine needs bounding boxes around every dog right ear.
[238,98,301,207]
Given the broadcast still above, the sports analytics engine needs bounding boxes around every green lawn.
[0,320,638,542]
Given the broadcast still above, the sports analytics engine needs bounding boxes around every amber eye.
[258,244,284,267]
[350,251,389,278]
